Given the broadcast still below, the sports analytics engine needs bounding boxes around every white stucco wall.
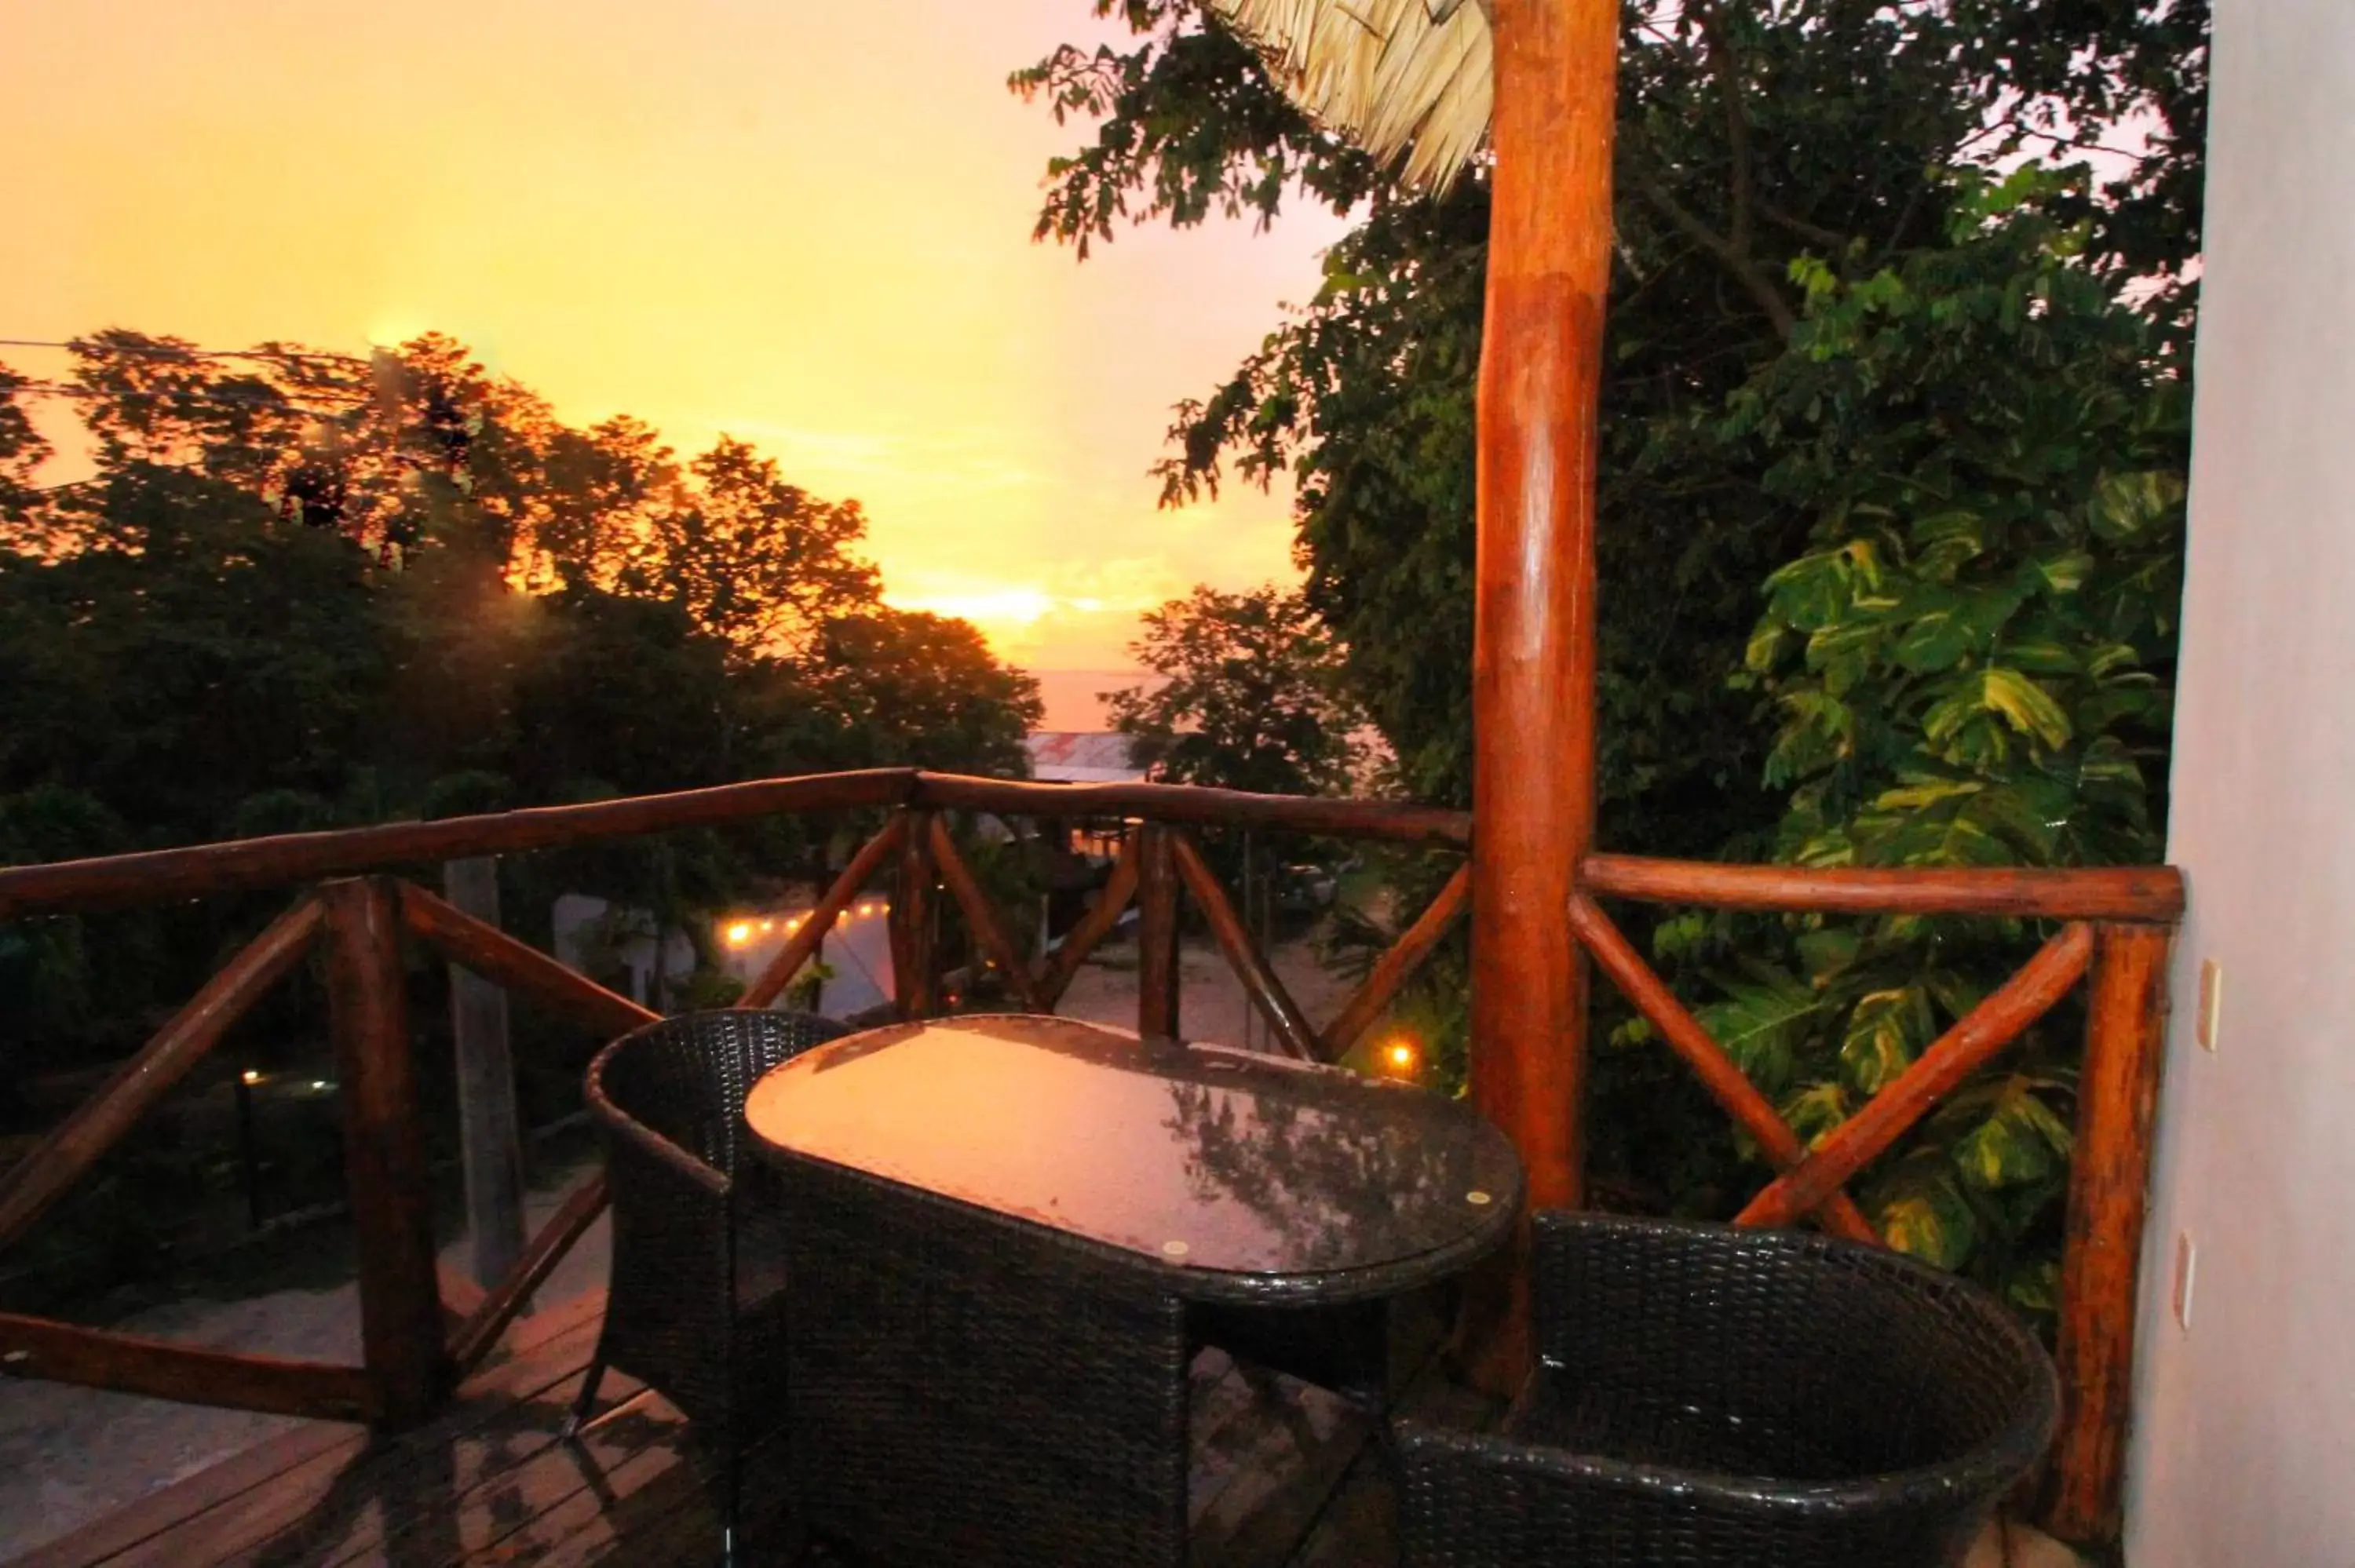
[2126,2,2355,1562]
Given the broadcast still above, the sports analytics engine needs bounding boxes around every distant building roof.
[1024,731,1146,784]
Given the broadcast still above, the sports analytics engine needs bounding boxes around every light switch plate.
[2197,960,2223,1054]
[2173,1233,2197,1331]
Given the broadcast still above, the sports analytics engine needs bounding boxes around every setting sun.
[0,0,1348,676]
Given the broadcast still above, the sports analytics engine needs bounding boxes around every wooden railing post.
[890,809,940,1019]
[443,857,524,1290]
[1136,823,1181,1040]
[2046,921,2174,1543]
[321,877,445,1428]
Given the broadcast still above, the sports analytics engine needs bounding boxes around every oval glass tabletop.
[744,1014,1521,1288]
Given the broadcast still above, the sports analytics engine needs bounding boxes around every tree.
[1023,0,2203,844]
[611,436,880,664]
[1108,584,1363,797]
[0,366,49,552]
[804,609,1042,775]
[0,330,1042,1094]
[1651,173,2187,1298]
[1019,0,2203,1297]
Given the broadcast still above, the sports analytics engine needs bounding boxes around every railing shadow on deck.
[0,766,2182,1548]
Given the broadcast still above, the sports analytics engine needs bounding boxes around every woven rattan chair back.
[572,1008,852,1564]
[1400,1209,2060,1568]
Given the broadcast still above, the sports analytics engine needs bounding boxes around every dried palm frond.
[1213,0,1495,191]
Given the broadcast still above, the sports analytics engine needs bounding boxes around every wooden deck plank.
[22,1298,605,1568]
[185,1317,624,1568]
[442,1430,695,1567]
[108,1317,607,1568]
[16,1282,1493,1568]
[10,1295,610,1568]
[227,1380,656,1568]
[1281,1349,1509,1568]
[5,1424,367,1568]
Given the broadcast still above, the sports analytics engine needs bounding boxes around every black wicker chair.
[1398,1210,2060,1568]
[571,1008,852,1563]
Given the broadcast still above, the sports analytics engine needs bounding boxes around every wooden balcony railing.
[0,765,2178,1545]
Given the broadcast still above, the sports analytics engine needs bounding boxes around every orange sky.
[0,0,1349,687]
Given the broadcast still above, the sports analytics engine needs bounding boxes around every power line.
[0,337,372,366]
[9,379,372,411]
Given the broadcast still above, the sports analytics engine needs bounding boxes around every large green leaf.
[1981,666,2074,749]
[1781,1081,1853,1150]
[1875,1159,1981,1270]
[1842,985,1933,1094]
[1952,1078,2076,1191]
[1696,968,1830,1096]
[2090,470,2187,541]
[1892,593,1973,673]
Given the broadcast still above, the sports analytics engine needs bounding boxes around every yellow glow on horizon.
[0,1,1349,673]
[885,585,1056,628]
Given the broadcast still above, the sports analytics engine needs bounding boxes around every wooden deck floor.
[8,1289,1499,1568]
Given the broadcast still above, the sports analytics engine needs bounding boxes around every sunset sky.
[0,0,1351,715]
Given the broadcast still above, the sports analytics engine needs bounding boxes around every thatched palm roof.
[1213,0,1494,191]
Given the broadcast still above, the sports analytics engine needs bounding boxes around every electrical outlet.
[2173,1233,2197,1331]
[2197,960,2224,1053]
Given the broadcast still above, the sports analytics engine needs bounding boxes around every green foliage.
[1108,584,1364,797]
[1658,173,2188,1302]
[0,330,1040,1095]
[1021,0,2203,1308]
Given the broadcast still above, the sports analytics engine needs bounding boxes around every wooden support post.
[1461,0,1620,1387]
[443,858,524,1291]
[890,809,940,1019]
[2045,922,2173,1544]
[1136,823,1181,1040]
[321,877,445,1428]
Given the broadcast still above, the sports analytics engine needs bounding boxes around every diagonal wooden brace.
[738,816,907,1011]
[1032,830,1141,1011]
[929,815,1046,1012]
[1565,894,1879,1242]
[399,881,656,1038]
[1736,921,2094,1229]
[1320,861,1473,1061]
[1170,831,1321,1061]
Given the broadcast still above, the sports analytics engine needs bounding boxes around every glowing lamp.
[240,1070,263,1086]
[1385,1039,1419,1074]
[725,921,754,947]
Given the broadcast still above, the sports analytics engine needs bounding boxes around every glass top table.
[743,1013,1521,1305]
